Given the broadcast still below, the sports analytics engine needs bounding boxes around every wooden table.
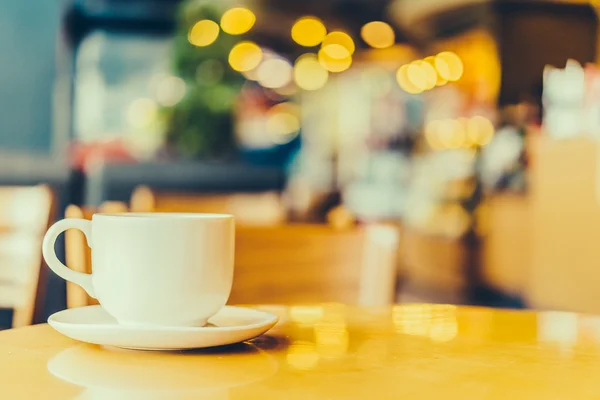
[3,304,600,399]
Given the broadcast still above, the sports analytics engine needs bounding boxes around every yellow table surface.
[2,304,600,399]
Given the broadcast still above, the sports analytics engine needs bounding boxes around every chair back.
[131,186,285,226]
[232,224,399,305]
[0,185,54,327]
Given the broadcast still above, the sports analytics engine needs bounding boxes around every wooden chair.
[231,224,400,305]
[0,185,54,327]
[130,186,285,226]
[64,202,128,308]
[65,203,400,306]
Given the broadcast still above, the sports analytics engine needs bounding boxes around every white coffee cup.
[42,213,235,327]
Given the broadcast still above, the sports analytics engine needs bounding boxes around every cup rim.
[93,212,234,220]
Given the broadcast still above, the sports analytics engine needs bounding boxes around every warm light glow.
[426,117,493,151]
[290,306,324,325]
[315,321,349,357]
[228,42,262,72]
[435,51,463,81]
[287,341,319,370]
[294,54,329,91]
[321,31,355,59]
[361,21,395,49]
[188,20,219,47]
[267,103,300,138]
[407,62,428,92]
[257,58,293,88]
[220,7,256,35]
[422,57,439,89]
[155,76,186,107]
[291,17,327,47]
[126,98,157,129]
[396,64,422,94]
[425,120,443,149]
[467,116,494,146]
[420,60,437,90]
[318,49,352,73]
[392,304,458,342]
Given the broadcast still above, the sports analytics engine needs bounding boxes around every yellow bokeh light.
[419,60,437,90]
[361,21,395,49]
[291,17,327,47]
[396,64,422,94]
[318,49,352,73]
[321,31,355,59]
[435,51,463,81]
[294,54,329,91]
[467,116,494,146]
[188,20,219,47]
[220,7,255,35]
[228,42,262,72]
[407,62,428,91]
[257,58,293,88]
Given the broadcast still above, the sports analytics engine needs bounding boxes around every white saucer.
[48,305,278,351]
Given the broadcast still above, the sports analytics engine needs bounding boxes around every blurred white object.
[342,152,410,220]
[403,150,475,236]
[344,183,405,220]
[480,126,523,190]
[74,31,172,157]
[543,59,585,139]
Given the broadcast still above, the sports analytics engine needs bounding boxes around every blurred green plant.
[164,1,246,159]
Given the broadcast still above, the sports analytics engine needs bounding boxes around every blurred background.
[2,0,600,326]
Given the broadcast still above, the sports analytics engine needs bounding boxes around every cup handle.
[42,218,96,299]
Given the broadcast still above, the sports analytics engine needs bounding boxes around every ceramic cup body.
[43,213,235,327]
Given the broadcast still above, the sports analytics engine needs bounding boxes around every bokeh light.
[257,57,293,89]
[435,51,463,81]
[396,64,422,94]
[321,31,355,59]
[294,54,329,91]
[155,76,186,107]
[422,57,438,89]
[228,42,263,72]
[291,17,327,47]
[426,116,494,150]
[220,7,256,35]
[267,103,300,144]
[361,21,395,49]
[467,116,494,146]
[318,49,352,73]
[407,62,428,92]
[188,20,220,47]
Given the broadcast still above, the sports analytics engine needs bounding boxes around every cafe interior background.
[0,0,599,328]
